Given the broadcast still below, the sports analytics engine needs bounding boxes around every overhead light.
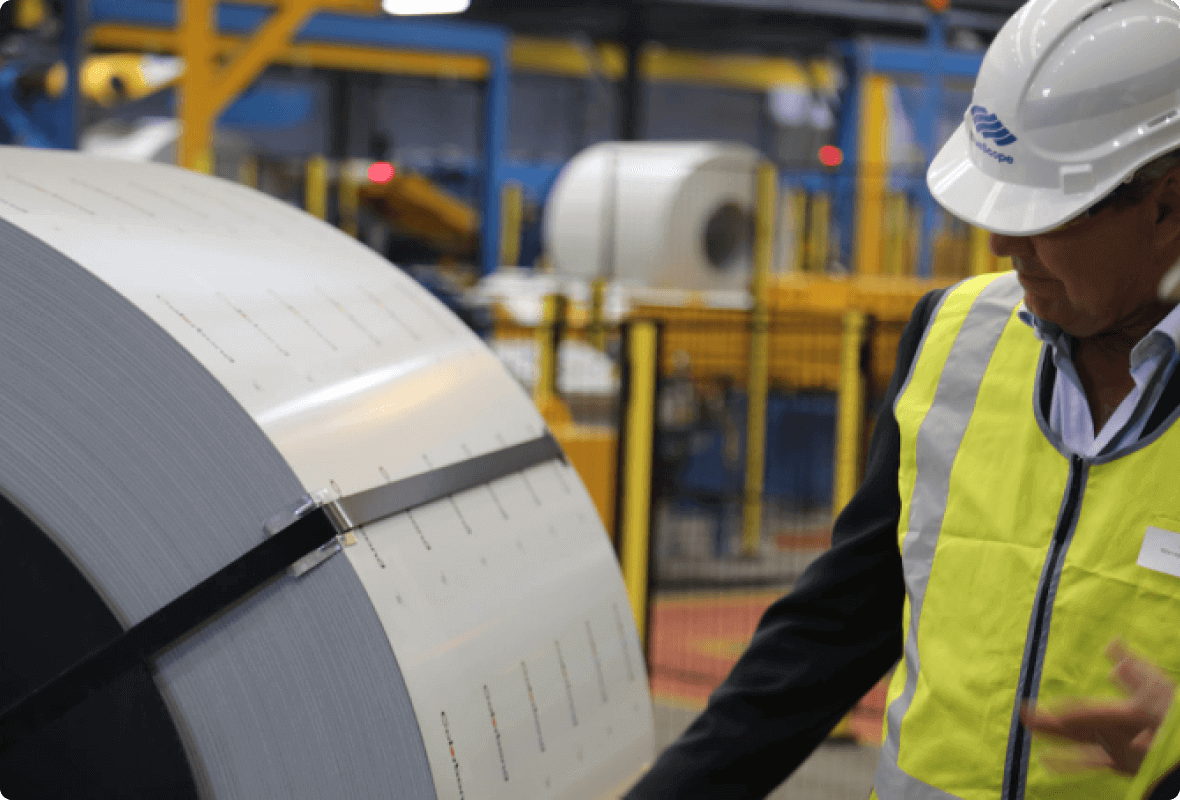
[382,0,470,14]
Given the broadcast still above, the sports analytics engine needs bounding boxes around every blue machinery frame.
[7,0,85,150]
[30,2,982,279]
[846,15,984,277]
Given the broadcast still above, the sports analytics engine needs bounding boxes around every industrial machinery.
[359,165,481,262]
[495,141,953,555]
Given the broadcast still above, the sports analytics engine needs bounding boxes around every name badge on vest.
[1138,527,1180,579]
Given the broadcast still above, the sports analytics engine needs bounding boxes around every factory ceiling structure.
[459,0,1027,53]
[453,0,1023,151]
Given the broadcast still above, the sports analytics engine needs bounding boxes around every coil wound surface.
[0,494,199,799]
[0,147,653,800]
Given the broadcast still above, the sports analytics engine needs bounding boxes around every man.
[624,0,1180,797]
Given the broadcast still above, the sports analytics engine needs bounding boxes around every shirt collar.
[1017,301,1180,369]
[1017,303,1072,357]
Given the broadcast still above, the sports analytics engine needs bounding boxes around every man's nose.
[989,232,1033,259]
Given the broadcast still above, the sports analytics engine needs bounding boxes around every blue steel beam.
[779,169,835,196]
[501,161,564,203]
[14,0,85,148]
[854,29,983,278]
[0,67,54,147]
[53,0,85,149]
[88,0,510,275]
[6,0,83,149]
[482,48,509,276]
[655,0,1009,32]
[88,0,508,55]
[862,41,981,80]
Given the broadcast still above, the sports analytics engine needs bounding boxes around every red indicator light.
[368,162,396,183]
[925,0,950,11]
[818,146,844,168]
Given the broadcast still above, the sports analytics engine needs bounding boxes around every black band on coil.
[0,433,565,752]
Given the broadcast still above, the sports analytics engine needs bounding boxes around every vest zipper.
[1003,453,1086,800]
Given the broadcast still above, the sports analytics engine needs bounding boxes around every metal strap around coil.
[0,433,565,752]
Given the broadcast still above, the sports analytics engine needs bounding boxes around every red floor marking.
[774,527,833,550]
[649,590,887,745]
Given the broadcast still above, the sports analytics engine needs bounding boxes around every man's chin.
[1022,291,1086,335]
[1021,286,1056,317]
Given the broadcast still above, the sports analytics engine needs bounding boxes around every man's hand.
[1020,639,1177,776]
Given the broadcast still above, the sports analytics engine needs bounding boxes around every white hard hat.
[928,0,1180,236]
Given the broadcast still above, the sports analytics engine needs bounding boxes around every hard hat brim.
[927,123,1113,236]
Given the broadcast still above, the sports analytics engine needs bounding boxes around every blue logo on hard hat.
[971,105,1018,146]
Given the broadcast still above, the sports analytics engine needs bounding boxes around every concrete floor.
[652,702,880,800]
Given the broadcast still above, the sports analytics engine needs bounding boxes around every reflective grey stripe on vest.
[876,273,1024,799]
[874,735,963,799]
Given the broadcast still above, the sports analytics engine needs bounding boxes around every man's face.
[989,181,1178,339]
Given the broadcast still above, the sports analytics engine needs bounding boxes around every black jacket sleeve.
[623,288,948,800]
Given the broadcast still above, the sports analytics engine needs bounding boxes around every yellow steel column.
[499,181,524,267]
[304,154,329,220]
[833,310,868,517]
[855,75,890,275]
[179,0,216,172]
[533,294,573,426]
[210,0,319,109]
[587,278,607,351]
[620,320,658,646]
[180,0,319,172]
[741,162,777,557]
[884,193,910,276]
[535,294,560,405]
[790,190,808,273]
[806,192,831,273]
[339,160,361,237]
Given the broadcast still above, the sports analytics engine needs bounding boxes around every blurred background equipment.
[359,163,480,262]
[545,141,760,293]
[0,0,1026,795]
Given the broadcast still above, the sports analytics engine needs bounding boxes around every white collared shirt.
[1017,302,1180,457]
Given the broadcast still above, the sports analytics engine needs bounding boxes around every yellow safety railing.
[833,310,869,517]
[855,75,890,275]
[805,192,832,274]
[587,279,607,351]
[533,294,573,426]
[304,155,329,220]
[741,162,777,558]
[619,320,659,650]
[338,161,362,237]
[883,193,912,277]
[787,189,808,273]
[499,181,524,267]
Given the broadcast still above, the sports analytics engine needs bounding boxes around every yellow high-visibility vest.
[870,272,1180,799]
